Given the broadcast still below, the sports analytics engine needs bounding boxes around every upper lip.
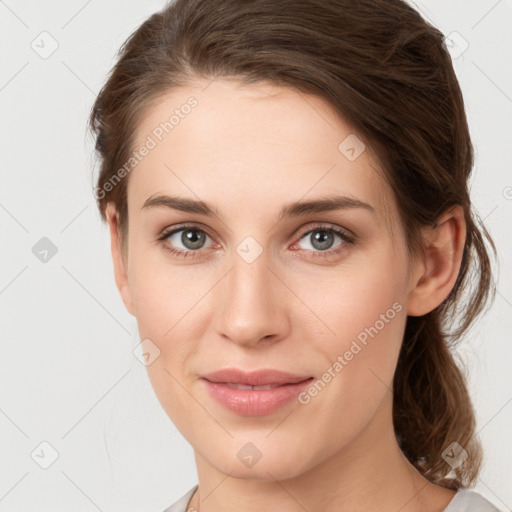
[202,368,312,386]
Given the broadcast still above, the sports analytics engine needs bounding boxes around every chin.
[215,457,308,481]
[198,437,313,481]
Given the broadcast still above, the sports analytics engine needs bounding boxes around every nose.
[212,247,291,349]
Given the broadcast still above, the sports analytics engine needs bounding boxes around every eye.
[157,224,215,258]
[157,222,355,260]
[292,224,354,259]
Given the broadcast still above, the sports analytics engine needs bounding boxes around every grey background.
[0,0,510,510]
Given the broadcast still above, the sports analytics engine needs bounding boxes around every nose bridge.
[214,237,288,346]
[231,240,269,300]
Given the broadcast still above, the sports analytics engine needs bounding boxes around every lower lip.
[202,378,313,416]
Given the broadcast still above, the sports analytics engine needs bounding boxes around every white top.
[162,485,503,511]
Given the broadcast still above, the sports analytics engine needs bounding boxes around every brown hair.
[89,0,497,488]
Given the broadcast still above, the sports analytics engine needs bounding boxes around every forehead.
[128,78,397,234]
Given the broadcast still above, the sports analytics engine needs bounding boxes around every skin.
[105,78,465,511]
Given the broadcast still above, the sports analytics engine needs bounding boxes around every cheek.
[127,256,208,432]
[297,241,409,349]
[126,249,210,410]
[294,245,409,413]
[127,244,210,337]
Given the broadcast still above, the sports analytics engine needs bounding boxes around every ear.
[407,205,466,316]
[105,202,135,317]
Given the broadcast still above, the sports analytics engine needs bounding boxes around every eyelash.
[156,223,355,261]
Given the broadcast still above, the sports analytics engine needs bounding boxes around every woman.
[89,0,501,510]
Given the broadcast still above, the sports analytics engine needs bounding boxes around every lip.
[201,368,313,416]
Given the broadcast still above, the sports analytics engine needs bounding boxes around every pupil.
[183,229,204,249]
[312,230,333,250]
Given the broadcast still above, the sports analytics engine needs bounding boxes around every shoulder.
[443,489,503,511]
[161,485,198,512]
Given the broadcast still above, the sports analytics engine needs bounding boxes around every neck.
[191,394,455,512]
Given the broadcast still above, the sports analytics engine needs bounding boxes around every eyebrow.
[141,194,376,219]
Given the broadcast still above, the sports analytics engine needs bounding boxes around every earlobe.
[105,203,135,317]
[407,205,466,317]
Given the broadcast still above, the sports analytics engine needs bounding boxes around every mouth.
[202,368,312,386]
[221,382,297,390]
[201,368,314,416]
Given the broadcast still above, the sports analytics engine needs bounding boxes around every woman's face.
[110,78,424,480]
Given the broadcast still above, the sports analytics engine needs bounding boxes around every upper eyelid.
[297,223,353,238]
[159,223,214,242]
